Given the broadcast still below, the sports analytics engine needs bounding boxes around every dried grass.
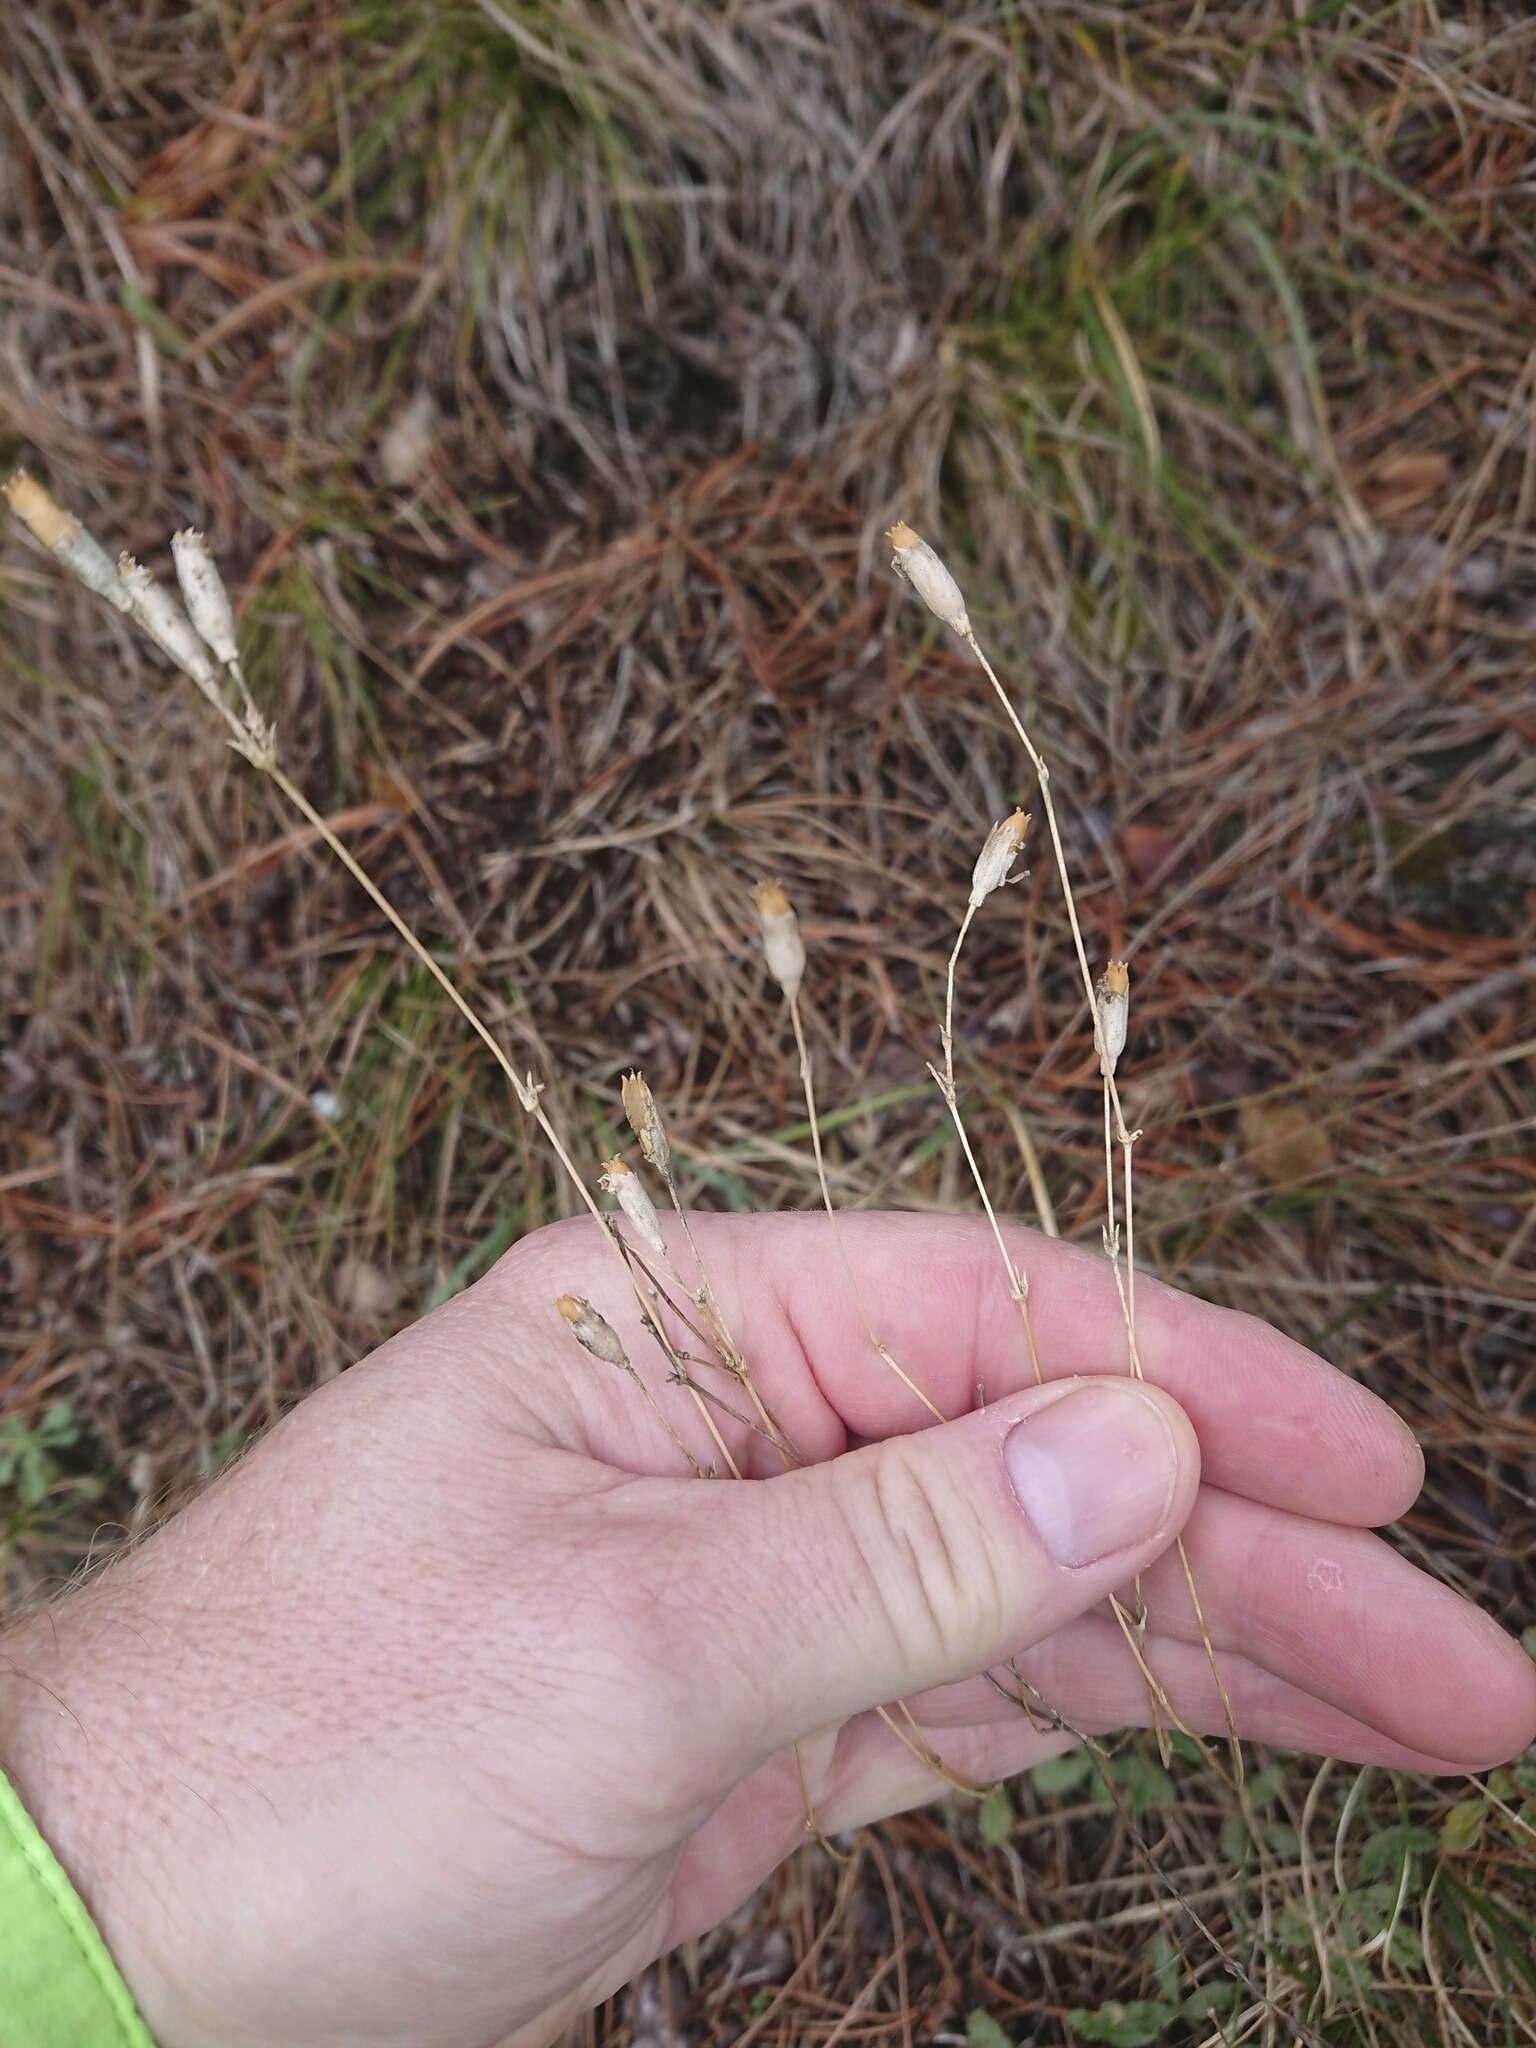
[3,2,1535,2042]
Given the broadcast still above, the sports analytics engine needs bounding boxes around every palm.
[491,1209,1532,1985]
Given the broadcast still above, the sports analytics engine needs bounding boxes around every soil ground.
[3,5,1535,2043]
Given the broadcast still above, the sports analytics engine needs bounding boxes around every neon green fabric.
[0,1764,156,2047]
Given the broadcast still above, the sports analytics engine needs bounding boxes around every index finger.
[698,1210,1423,1526]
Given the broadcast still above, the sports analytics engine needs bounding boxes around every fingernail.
[1004,1382,1179,1567]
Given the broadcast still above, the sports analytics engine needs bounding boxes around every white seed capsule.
[1094,959,1130,1079]
[969,808,1030,909]
[3,471,130,611]
[117,556,222,694]
[886,520,971,637]
[754,880,805,1001]
[556,1294,629,1369]
[599,1155,666,1258]
[61,527,132,611]
[171,529,241,668]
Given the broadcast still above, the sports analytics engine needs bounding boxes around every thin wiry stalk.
[657,1167,745,1358]
[666,1364,800,1461]
[1105,1094,1240,1778]
[610,1166,792,1471]
[962,626,1148,1412]
[1104,1591,1235,1788]
[676,1369,741,1477]
[792,1740,849,1863]
[943,903,973,1067]
[610,1356,707,1476]
[1103,1079,1118,1261]
[1097,1058,1163,1753]
[266,767,686,1360]
[617,1241,805,1464]
[884,528,1246,1796]
[652,1164,799,1465]
[768,929,1046,1819]
[982,1671,1241,2048]
[959,621,1244,1784]
[1175,1533,1243,1783]
[787,989,944,1424]
[614,1075,800,1466]
[963,631,1102,1031]
[953,621,1189,1761]
[873,1702,993,1798]
[1122,1113,1137,1335]
[936,901,1043,1384]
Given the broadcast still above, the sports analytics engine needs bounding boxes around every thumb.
[683,1377,1199,1766]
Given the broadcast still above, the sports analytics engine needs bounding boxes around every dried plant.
[0,470,713,1478]
[755,880,945,1425]
[934,807,1043,1382]
[7,466,1256,2017]
[6,10,1532,2038]
[887,519,1243,1788]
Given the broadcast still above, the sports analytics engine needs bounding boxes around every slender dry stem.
[653,1161,799,1465]
[957,622,1244,1784]
[934,901,1043,1384]
[787,990,944,1423]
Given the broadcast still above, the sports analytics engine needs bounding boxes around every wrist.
[0,1590,191,2046]
[0,1599,116,1913]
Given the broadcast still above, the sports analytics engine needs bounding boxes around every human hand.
[2,1212,1531,2048]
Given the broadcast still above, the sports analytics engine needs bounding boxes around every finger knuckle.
[848,1442,990,1675]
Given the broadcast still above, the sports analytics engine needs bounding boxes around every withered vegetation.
[3,4,1534,2042]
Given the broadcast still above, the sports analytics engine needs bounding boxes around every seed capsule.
[171,529,241,669]
[620,1070,671,1176]
[754,880,806,1001]
[4,470,130,611]
[117,556,222,694]
[969,809,1030,908]
[886,520,971,638]
[556,1294,629,1368]
[1094,959,1130,1079]
[599,1155,667,1258]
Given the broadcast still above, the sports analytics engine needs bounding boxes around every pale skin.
[1,1213,1532,2048]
